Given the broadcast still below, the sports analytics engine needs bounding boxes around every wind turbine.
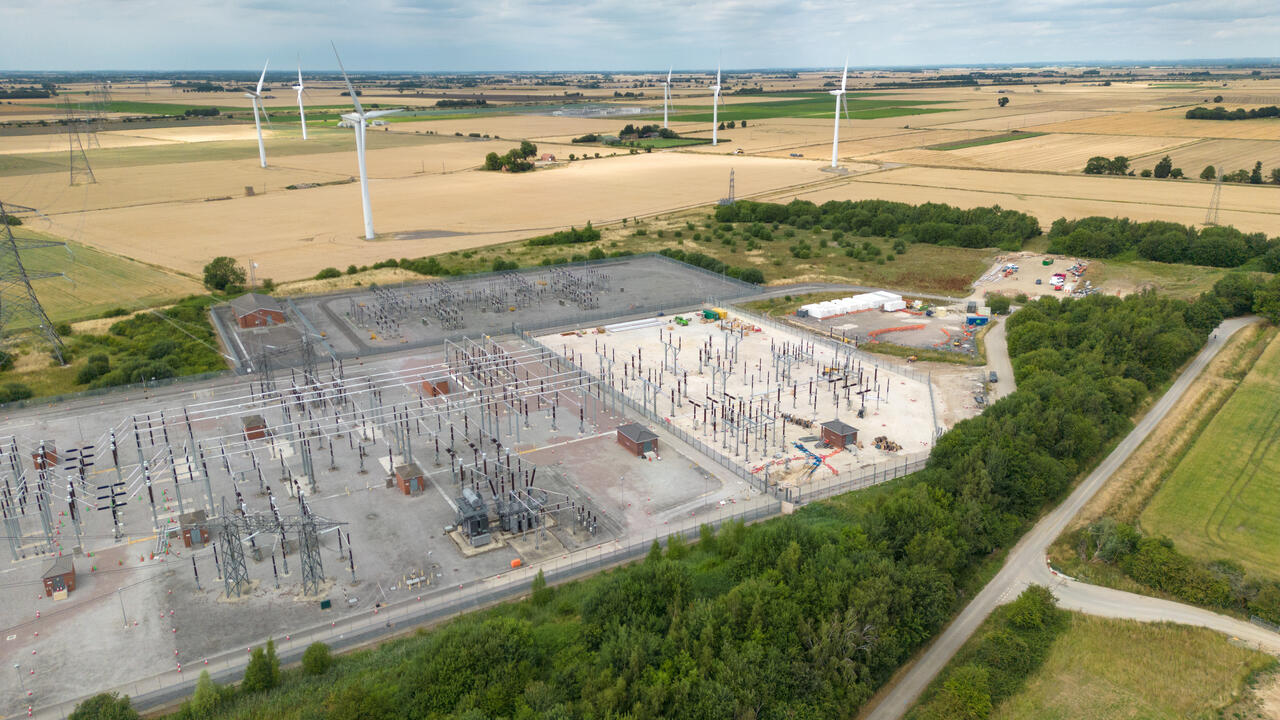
[333,43,402,240]
[710,62,722,146]
[830,58,850,169]
[662,67,672,129]
[244,60,269,168]
[293,60,307,141]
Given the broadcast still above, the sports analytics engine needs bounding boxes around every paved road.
[864,315,1269,720]
[983,318,1016,401]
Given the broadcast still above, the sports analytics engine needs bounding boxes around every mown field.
[672,93,953,123]
[17,232,200,323]
[0,126,453,176]
[929,131,1046,151]
[1140,329,1280,582]
[991,615,1274,720]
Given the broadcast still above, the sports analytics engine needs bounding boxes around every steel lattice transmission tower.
[61,98,96,186]
[1205,163,1224,226]
[0,202,69,364]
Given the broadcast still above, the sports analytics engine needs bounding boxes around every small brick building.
[616,423,659,457]
[422,379,450,397]
[230,293,286,329]
[180,509,210,549]
[31,442,57,470]
[42,556,75,598]
[395,462,426,495]
[241,414,267,441]
[820,420,858,449]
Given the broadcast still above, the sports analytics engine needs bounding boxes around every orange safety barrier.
[868,324,926,340]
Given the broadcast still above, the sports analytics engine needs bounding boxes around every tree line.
[67,286,1223,719]
[1185,105,1280,121]
[658,247,764,283]
[716,198,1041,251]
[1046,216,1280,270]
[435,98,487,108]
[0,87,53,99]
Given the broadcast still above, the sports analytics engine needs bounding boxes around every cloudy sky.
[2,0,1278,71]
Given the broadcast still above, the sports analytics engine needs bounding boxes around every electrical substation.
[0,256,939,712]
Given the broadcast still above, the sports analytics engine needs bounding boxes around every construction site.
[537,305,937,499]
[789,291,984,358]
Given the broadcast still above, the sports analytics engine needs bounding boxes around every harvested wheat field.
[925,109,1111,132]
[1130,138,1280,176]
[867,133,1195,172]
[22,152,821,280]
[391,115,627,141]
[1037,107,1280,140]
[779,166,1280,235]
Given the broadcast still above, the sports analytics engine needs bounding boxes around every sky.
[2,0,1279,72]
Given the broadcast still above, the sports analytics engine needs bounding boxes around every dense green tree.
[1252,161,1265,184]
[1253,274,1280,325]
[1153,155,1173,178]
[201,256,244,292]
[68,693,139,720]
[519,140,537,158]
[987,295,1012,314]
[483,151,503,171]
[1201,165,1216,180]
[998,96,1009,107]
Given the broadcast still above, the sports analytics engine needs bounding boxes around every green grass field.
[930,132,1046,151]
[15,231,201,323]
[671,93,952,123]
[991,614,1274,719]
[0,127,458,176]
[1140,331,1280,582]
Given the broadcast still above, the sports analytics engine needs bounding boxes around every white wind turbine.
[293,60,307,141]
[333,43,402,240]
[830,58,850,169]
[710,62,722,146]
[244,60,269,168]
[662,66,672,129]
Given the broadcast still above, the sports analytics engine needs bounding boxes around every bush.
[0,383,33,403]
[302,641,332,675]
[346,264,359,275]
[100,307,128,319]
[987,295,1012,314]
[68,693,139,720]
[526,223,601,247]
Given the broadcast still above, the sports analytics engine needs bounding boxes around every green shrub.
[302,642,332,675]
[314,267,342,280]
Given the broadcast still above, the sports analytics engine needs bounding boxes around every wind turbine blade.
[841,57,849,92]
[667,67,672,83]
[363,109,403,119]
[843,94,850,121]
[331,41,364,116]
[257,60,269,94]
[297,57,303,88]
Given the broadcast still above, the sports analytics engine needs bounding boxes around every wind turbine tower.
[830,58,850,169]
[710,63,722,146]
[662,67,672,129]
[333,43,402,240]
[294,61,307,141]
[244,60,269,168]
